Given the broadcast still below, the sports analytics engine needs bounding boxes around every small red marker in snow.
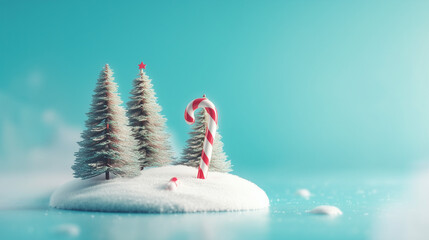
[166,177,180,191]
[170,177,178,186]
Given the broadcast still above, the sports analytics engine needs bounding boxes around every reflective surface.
[0,171,410,240]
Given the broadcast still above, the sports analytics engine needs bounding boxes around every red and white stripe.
[184,97,218,179]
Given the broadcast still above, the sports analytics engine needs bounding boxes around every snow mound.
[296,189,311,199]
[50,165,269,213]
[309,205,343,216]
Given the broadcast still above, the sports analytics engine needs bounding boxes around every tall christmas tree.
[72,64,140,180]
[177,95,232,173]
[127,62,173,169]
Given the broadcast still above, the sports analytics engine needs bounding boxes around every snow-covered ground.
[50,165,269,213]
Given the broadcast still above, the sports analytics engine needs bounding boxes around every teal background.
[2,1,429,240]
[2,1,429,174]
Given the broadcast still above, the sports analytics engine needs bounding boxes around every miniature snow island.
[50,62,269,213]
[50,165,269,213]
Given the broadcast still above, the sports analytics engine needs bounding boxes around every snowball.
[50,165,269,213]
[296,189,312,199]
[165,177,180,191]
[166,181,177,191]
[309,205,343,216]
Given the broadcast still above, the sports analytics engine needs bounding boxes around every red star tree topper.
[138,62,146,70]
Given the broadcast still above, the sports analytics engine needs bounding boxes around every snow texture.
[309,205,343,216]
[50,165,269,213]
[165,181,178,191]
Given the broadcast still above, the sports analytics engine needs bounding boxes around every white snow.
[50,165,269,213]
[309,205,343,216]
[296,189,312,199]
[165,181,177,191]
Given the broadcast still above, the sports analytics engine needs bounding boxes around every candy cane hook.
[184,95,218,179]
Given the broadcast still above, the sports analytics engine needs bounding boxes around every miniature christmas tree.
[127,62,173,169]
[72,64,140,180]
[177,95,232,172]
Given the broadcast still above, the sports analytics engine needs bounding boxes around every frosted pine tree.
[177,95,232,172]
[127,62,173,169]
[72,64,140,180]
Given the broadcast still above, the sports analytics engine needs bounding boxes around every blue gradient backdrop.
[2,0,429,174]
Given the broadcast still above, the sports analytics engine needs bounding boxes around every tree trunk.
[105,171,110,180]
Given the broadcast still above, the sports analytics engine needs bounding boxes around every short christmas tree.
[177,95,232,172]
[127,62,174,169]
[72,64,140,180]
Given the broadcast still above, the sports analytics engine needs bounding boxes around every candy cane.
[184,96,218,179]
